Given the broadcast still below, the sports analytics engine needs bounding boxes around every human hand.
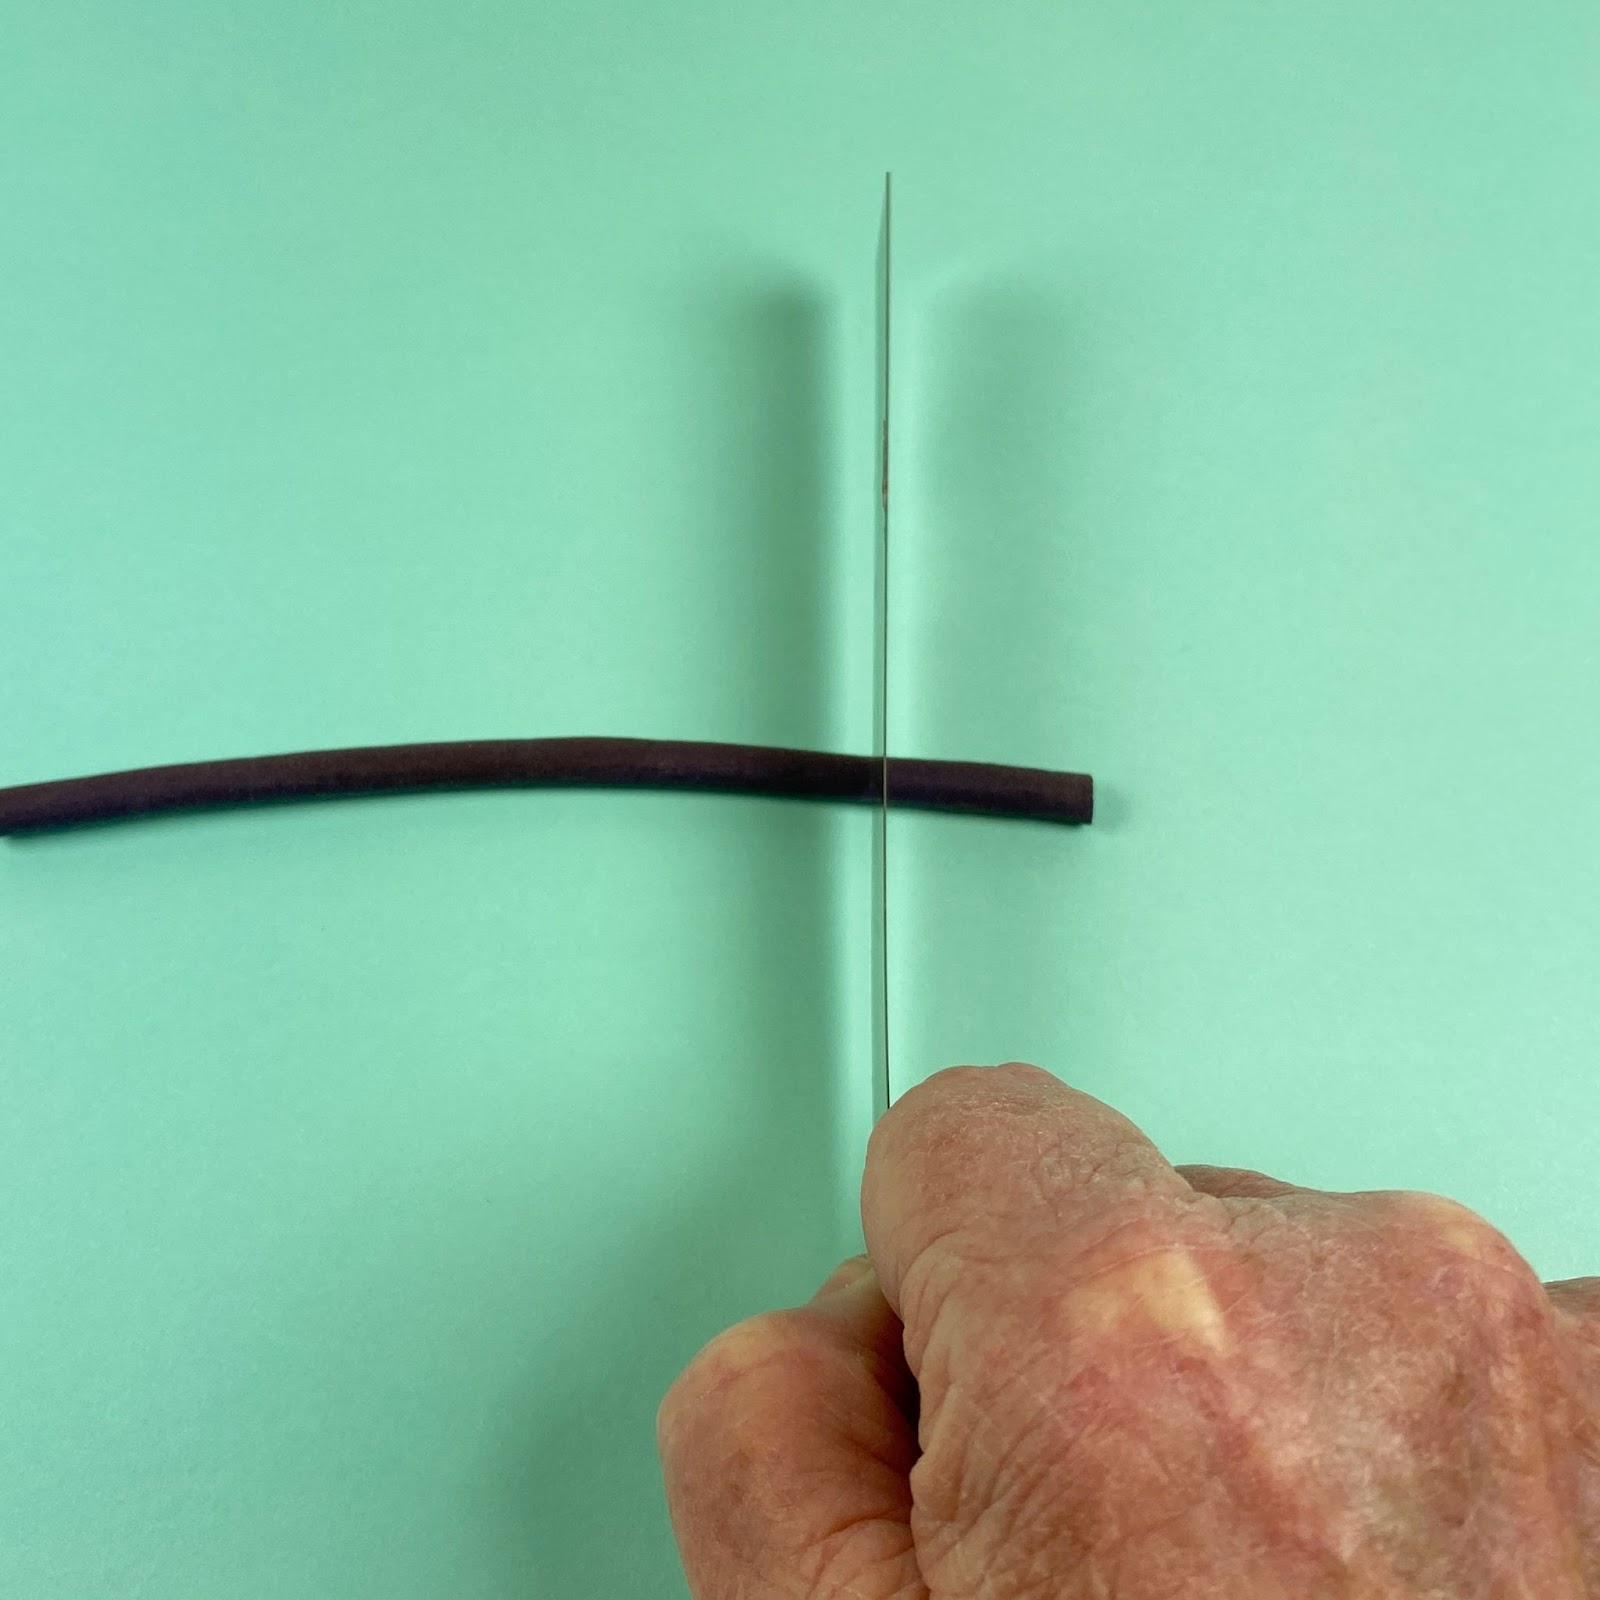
[657,1063,1600,1597]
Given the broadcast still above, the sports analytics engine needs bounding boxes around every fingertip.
[994,1059,1059,1080]
[812,1253,875,1301]
[657,1279,921,1599]
[883,1061,1064,1119]
[861,1060,1186,1339]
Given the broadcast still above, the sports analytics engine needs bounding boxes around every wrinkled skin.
[658,1064,1600,1598]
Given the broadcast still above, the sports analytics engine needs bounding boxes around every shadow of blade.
[665,278,839,752]
[489,279,856,1596]
[0,279,858,1600]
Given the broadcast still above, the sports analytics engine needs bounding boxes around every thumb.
[657,1257,926,1600]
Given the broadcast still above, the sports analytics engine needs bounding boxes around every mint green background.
[3,3,1599,1594]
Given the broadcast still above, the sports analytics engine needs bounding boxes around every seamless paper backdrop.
[4,2,1600,1594]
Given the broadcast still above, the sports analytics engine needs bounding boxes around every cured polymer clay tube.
[0,737,1093,834]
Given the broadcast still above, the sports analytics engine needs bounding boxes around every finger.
[1177,1163,1309,1200]
[860,1062,1191,1341]
[657,1257,927,1600]
[1548,1277,1600,1321]
[1548,1276,1600,1365]
[1545,1275,1600,1561]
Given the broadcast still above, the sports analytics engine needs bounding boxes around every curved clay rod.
[0,737,1093,835]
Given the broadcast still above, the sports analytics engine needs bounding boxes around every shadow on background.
[895,276,1112,1087]
[488,280,849,1596]
[660,275,841,752]
[0,279,852,1600]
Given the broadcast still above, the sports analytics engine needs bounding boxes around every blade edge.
[872,172,892,1120]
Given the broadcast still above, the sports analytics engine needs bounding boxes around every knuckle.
[1389,1190,1511,1257]
[1381,1190,1545,1306]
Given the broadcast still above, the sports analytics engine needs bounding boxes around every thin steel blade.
[871,173,892,1120]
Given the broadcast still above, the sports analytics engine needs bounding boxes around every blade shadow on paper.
[493,277,853,1598]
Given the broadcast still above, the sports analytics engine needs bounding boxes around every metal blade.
[871,173,892,1120]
